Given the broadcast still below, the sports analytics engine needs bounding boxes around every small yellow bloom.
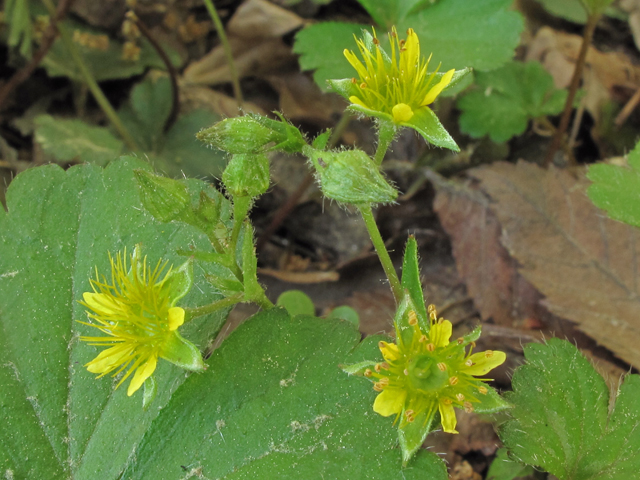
[80,248,203,396]
[343,27,454,124]
[365,304,506,434]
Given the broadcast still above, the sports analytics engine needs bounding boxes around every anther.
[378,377,389,386]
[471,341,476,348]
[442,398,453,405]
[373,37,380,46]
[405,409,415,422]
[437,363,447,372]
[427,304,436,314]
[408,310,418,326]
[375,363,382,373]
[419,335,427,343]
[465,359,474,367]
[351,77,357,84]
[364,369,373,377]
[427,343,435,352]
[380,362,390,370]
[485,350,494,358]
[373,383,384,392]
[399,39,406,48]
[464,401,474,413]
[449,376,459,386]
[438,317,444,324]
[456,393,465,402]
[478,386,488,395]
[403,368,409,376]
[360,82,367,89]
[457,337,464,345]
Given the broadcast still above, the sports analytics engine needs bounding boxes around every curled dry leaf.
[469,161,640,369]
[181,0,304,86]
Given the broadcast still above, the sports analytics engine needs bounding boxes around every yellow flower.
[328,27,469,151]
[80,248,204,396]
[363,304,506,434]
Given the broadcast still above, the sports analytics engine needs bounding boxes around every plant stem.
[544,13,598,166]
[183,293,244,321]
[228,196,252,281]
[358,204,402,304]
[128,11,180,132]
[374,120,397,166]
[202,0,243,107]
[40,0,138,151]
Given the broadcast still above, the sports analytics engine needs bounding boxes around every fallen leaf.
[470,161,640,369]
[178,84,266,117]
[257,268,340,283]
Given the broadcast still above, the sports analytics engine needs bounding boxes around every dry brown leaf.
[470,161,640,368]
[257,268,340,283]
[432,172,548,328]
[181,0,304,86]
[178,84,266,117]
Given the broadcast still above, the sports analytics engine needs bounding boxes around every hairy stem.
[202,0,243,107]
[374,120,397,166]
[358,204,402,304]
[40,0,138,151]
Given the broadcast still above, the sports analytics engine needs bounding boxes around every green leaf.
[401,236,428,326]
[356,0,428,29]
[327,305,360,328]
[500,338,640,480]
[536,0,588,23]
[120,309,449,478]
[277,290,316,317]
[294,0,522,90]
[34,114,124,165]
[0,157,230,479]
[5,0,33,57]
[42,18,182,82]
[458,61,567,143]
[587,142,640,228]
[487,448,535,480]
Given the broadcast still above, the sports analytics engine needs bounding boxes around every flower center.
[406,353,450,393]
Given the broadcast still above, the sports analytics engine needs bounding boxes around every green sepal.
[267,112,307,153]
[327,78,356,100]
[312,129,332,150]
[439,67,473,96]
[459,325,482,346]
[222,153,270,198]
[341,360,378,376]
[203,263,243,297]
[163,257,194,306]
[473,385,511,414]
[401,236,428,328]
[303,145,398,205]
[398,405,439,466]
[134,169,192,223]
[142,376,157,411]
[160,331,205,372]
[393,291,422,348]
[404,107,460,151]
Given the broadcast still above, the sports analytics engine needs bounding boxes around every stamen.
[419,335,427,343]
[437,363,447,372]
[378,377,389,386]
[457,337,464,345]
[426,343,435,352]
[427,304,436,314]
[351,77,357,84]
[374,363,382,373]
[442,398,453,405]
[465,359,474,367]
[403,368,409,376]
[437,317,444,324]
[449,376,459,386]
[399,39,406,48]
[373,382,384,392]
[485,350,494,358]
[364,369,373,377]
[456,393,465,402]
[478,386,488,395]
[408,310,418,326]
[464,401,474,413]
[373,37,380,46]
[380,362,390,370]
[360,82,367,89]
[405,409,415,422]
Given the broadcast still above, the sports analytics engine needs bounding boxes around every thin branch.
[0,0,75,112]
[544,13,599,166]
[127,11,180,132]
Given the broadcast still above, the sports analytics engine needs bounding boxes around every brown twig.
[0,0,74,112]
[614,86,640,127]
[544,13,599,167]
[127,11,180,132]
[255,112,352,252]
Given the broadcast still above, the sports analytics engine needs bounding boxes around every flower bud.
[222,153,270,198]
[304,146,397,205]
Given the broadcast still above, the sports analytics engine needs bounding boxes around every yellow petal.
[462,350,506,376]
[401,28,420,78]
[344,48,369,80]
[392,103,414,123]
[379,341,401,362]
[422,69,455,106]
[373,387,407,416]
[83,292,121,315]
[429,320,452,348]
[167,307,185,331]
[439,399,458,433]
[127,354,157,396]
[86,345,133,374]
[349,95,369,109]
